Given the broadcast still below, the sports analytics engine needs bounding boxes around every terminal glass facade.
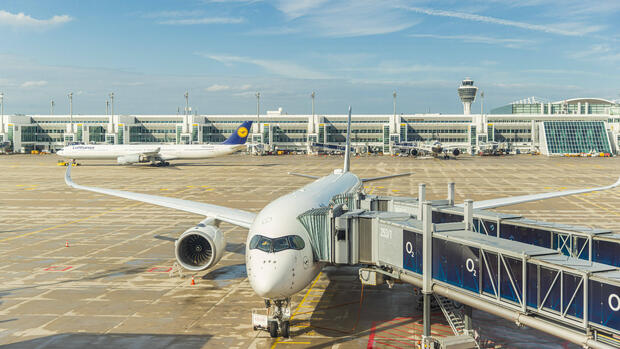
[543,121,611,154]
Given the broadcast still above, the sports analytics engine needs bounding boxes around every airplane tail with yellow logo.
[222,121,253,145]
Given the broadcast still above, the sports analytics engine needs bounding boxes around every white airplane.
[64,107,620,338]
[394,141,461,158]
[57,121,252,166]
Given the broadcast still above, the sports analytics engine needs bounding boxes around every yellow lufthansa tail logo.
[237,127,248,138]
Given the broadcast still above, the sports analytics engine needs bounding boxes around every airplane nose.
[248,252,296,299]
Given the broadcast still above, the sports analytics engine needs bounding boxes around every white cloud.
[240,84,252,90]
[20,80,48,88]
[401,6,602,36]
[271,0,417,37]
[143,10,204,18]
[0,10,72,28]
[159,17,244,25]
[409,33,535,48]
[203,54,331,79]
[206,84,231,92]
[570,44,620,63]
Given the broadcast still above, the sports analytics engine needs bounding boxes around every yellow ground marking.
[391,189,399,193]
[186,185,194,188]
[575,195,620,217]
[376,186,384,189]
[271,272,322,349]
[16,184,26,187]
[201,185,210,188]
[204,188,214,192]
[0,201,143,243]
[160,188,169,191]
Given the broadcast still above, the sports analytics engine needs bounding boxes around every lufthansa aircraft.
[64,107,620,338]
[58,121,252,166]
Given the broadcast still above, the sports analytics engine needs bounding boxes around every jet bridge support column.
[418,184,426,220]
[447,182,455,206]
[464,199,473,230]
[422,201,433,345]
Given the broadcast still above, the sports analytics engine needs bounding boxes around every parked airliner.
[64,107,620,338]
[57,121,252,166]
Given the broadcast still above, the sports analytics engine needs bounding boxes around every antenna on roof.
[343,106,352,173]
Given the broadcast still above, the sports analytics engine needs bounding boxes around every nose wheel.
[254,298,291,338]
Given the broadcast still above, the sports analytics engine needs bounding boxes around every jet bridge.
[297,189,620,349]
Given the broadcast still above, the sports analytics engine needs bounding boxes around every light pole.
[68,92,73,133]
[109,92,114,118]
[0,92,4,134]
[50,99,55,116]
[393,90,397,117]
[184,91,189,117]
[255,92,260,126]
[106,100,110,116]
[311,91,315,118]
[480,91,484,115]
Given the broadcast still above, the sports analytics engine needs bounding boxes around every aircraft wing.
[458,176,620,210]
[64,166,256,229]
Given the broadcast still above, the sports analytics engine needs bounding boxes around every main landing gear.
[259,298,291,338]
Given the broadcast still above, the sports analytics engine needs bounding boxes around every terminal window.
[543,121,611,154]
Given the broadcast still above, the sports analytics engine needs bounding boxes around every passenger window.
[289,236,305,250]
[273,237,290,252]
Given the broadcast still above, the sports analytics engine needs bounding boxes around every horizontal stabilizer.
[362,172,412,182]
[288,172,320,179]
[460,175,620,210]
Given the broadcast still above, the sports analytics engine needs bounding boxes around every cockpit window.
[257,237,272,253]
[289,235,305,250]
[273,237,290,252]
[249,235,305,253]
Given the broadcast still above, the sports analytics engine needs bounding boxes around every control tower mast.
[458,78,478,115]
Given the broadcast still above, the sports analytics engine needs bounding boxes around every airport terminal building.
[1,82,619,156]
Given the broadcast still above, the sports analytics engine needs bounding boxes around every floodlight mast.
[68,92,73,133]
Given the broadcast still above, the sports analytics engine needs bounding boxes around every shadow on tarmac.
[2,333,212,349]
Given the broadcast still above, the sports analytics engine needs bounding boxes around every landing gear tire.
[164,161,170,166]
[281,321,290,338]
[268,321,278,338]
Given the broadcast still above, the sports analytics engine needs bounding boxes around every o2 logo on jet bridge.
[402,230,422,274]
[237,127,248,138]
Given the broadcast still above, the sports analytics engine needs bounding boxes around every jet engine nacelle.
[452,148,460,157]
[409,149,418,156]
[117,154,144,164]
[175,219,226,271]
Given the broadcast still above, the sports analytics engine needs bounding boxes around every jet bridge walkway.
[297,188,620,349]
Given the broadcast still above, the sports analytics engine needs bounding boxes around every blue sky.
[0,0,619,115]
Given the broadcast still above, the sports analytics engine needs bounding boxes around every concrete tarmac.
[1,154,619,348]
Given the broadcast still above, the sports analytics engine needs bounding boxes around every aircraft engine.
[410,149,418,156]
[452,149,461,157]
[175,220,226,271]
[117,154,142,164]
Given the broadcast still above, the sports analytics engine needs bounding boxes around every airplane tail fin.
[222,121,253,145]
[343,106,352,173]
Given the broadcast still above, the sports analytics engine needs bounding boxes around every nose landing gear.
[253,298,291,338]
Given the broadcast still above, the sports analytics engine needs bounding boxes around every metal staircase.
[434,294,480,348]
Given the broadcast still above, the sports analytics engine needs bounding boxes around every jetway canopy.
[296,192,620,345]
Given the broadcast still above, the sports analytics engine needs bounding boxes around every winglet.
[64,164,74,188]
[343,106,352,173]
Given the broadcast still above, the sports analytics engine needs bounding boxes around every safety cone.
[190,276,195,285]
[65,240,69,247]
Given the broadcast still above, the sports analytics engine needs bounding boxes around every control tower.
[458,78,477,115]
